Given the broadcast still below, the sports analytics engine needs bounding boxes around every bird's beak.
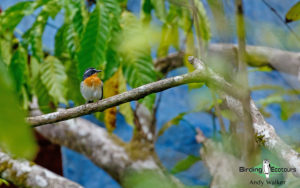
[95,70,102,73]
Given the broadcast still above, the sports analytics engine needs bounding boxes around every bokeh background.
[1,0,300,187]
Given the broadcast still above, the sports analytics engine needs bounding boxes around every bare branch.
[0,151,82,188]
[154,43,300,76]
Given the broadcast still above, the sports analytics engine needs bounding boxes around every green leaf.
[42,0,62,19]
[158,112,187,137]
[34,73,54,113]
[123,170,181,188]
[192,88,214,111]
[55,24,68,58]
[122,51,157,109]
[194,0,211,42]
[0,178,9,186]
[23,0,61,62]
[40,56,67,104]
[139,94,156,110]
[141,0,153,25]
[65,60,84,105]
[0,33,13,65]
[0,59,37,159]
[9,46,28,93]
[157,6,180,57]
[286,2,300,23]
[77,3,110,78]
[170,155,201,174]
[120,13,158,110]
[151,0,166,22]
[72,8,84,38]
[118,69,134,126]
[0,1,34,32]
[104,47,120,81]
[280,101,300,120]
[258,94,283,107]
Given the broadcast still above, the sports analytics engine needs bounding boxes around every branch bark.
[188,56,300,177]
[24,53,299,188]
[0,151,82,188]
[155,43,300,76]
[32,111,183,187]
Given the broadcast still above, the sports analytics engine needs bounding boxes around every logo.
[239,159,296,185]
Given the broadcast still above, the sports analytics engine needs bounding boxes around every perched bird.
[80,68,103,103]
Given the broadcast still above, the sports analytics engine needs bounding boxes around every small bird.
[80,68,103,103]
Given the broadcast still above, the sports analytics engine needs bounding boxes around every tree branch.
[33,113,183,186]
[189,56,300,177]
[0,151,82,188]
[155,43,300,76]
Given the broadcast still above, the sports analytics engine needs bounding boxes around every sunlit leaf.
[120,12,158,110]
[158,112,187,137]
[104,70,119,132]
[0,178,9,186]
[285,2,300,23]
[157,5,180,57]
[119,69,134,126]
[220,109,238,121]
[258,94,283,107]
[280,101,300,120]
[0,33,13,65]
[141,0,153,24]
[151,0,166,22]
[170,155,201,174]
[194,0,211,42]
[0,1,34,32]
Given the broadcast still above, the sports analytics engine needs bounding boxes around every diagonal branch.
[0,151,83,188]
[188,56,300,177]
[28,71,204,127]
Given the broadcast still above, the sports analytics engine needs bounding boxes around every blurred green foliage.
[170,155,201,174]
[0,0,212,158]
[0,1,299,183]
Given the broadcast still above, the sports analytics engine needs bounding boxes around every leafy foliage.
[0,1,35,32]
[40,56,67,104]
[170,155,201,174]
[119,69,134,126]
[104,70,119,132]
[158,112,187,137]
[285,1,300,23]
[194,0,211,45]
[0,59,36,158]
[120,12,158,109]
[9,46,28,93]
[0,178,9,186]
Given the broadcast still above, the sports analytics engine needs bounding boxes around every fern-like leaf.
[77,3,110,78]
[40,56,67,104]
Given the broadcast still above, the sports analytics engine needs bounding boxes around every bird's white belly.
[80,82,103,101]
